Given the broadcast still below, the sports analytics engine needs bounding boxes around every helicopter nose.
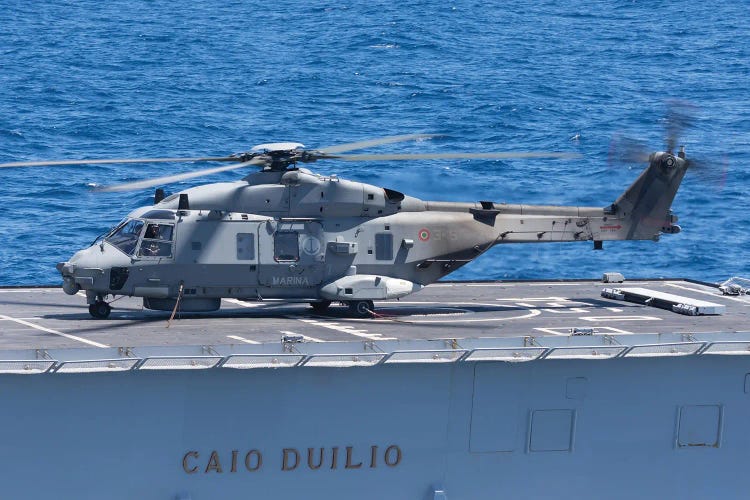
[56,246,116,295]
[57,261,82,295]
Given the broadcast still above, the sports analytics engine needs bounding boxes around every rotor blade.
[329,151,581,161]
[318,134,437,154]
[608,135,651,164]
[664,100,697,153]
[95,159,262,193]
[0,156,236,169]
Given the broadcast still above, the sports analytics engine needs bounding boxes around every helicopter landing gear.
[88,301,111,319]
[309,300,332,313]
[348,300,374,318]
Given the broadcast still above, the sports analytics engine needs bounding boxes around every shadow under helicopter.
[40,298,635,330]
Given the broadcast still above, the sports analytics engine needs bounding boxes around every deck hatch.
[528,409,576,452]
[676,405,723,448]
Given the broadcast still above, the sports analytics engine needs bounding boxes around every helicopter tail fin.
[607,151,687,240]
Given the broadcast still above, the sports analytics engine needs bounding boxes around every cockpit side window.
[139,223,174,257]
[106,219,144,255]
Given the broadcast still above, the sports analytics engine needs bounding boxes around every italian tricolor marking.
[418,229,430,241]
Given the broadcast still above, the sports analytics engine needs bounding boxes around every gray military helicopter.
[1,133,688,319]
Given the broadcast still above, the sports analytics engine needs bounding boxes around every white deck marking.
[295,319,395,340]
[664,283,750,304]
[0,314,109,348]
[0,288,59,294]
[534,326,634,336]
[542,308,590,314]
[279,330,325,342]
[497,296,567,302]
[579,315,661,322]
[223,298,265,308]
[227,335,260,344]
[606,307,623,312]
[389,308,542,324]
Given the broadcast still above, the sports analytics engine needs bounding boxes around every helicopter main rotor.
[0,133,579,193]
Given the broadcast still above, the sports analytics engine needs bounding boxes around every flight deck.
[0,279,747,353]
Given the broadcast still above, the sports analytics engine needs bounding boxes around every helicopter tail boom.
[463,151,687,246]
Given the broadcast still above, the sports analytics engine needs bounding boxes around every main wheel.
[348,300,374,318]
[89,301,111,319]
[309,300,332,313]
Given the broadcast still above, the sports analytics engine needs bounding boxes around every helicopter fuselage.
[58,153,687,318]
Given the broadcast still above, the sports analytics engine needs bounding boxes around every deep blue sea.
[1,1,748,285]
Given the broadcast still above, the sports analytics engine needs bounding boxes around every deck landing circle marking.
[345,301,541,323]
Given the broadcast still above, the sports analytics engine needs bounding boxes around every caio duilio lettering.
[182,444,402,474]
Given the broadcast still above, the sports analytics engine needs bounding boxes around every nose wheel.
[89,301,111,319]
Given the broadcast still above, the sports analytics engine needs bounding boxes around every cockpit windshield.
[106,219,144,255]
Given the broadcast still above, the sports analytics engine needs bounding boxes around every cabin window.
[274,231,299,262]
[138,223,174,257]
[375,233,393,260]
[236,233,256,260]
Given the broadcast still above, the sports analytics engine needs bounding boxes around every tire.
[89,301,111,319]
[348,300,374,318]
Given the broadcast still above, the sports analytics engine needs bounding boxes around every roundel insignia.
[418,228,430,241]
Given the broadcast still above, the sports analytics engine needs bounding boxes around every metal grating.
[0,360,55,374]
[384,350,467,364]
[302,353,385,368]
[701,342,750,356]
[55,358,140,373]
[137,356,223,370]
[544,346,626,360]
[624,342,704,358]
[221,354,304,369]
[464,347,547,363]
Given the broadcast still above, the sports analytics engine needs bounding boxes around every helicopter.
[0,132,689,319]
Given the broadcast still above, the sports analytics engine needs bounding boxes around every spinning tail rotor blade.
[0,156,236,169]
[318,134,437,154]
[329,151,581,162]
[664,100,697,154]
[95,159,263,193]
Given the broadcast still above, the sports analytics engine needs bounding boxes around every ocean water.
[0,0,748,285]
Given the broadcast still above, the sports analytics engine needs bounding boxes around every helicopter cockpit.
[106,219,143,255]
[138,222,173,257]
[105,218,174,257]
